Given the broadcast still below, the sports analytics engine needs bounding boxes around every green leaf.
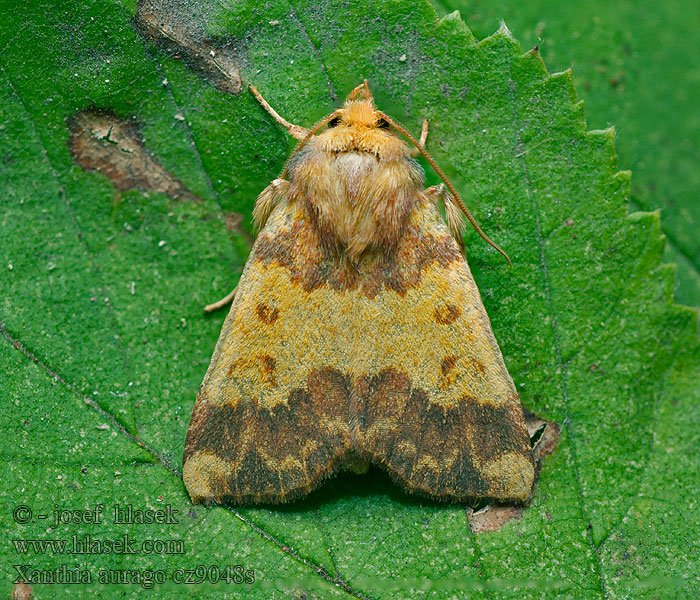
[1,1,698,599]
[430,0,700,308]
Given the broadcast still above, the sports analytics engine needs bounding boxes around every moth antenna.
[249,85,309,140]
[377,111,512,266]
[281,109,342,179]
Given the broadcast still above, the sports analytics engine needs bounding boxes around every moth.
[183,82,535,505]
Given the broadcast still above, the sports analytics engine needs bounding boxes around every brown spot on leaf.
[434,304,461,325]
[12,583,32,600]
[68,109,197,201]
[525,409,561,463]
[468,505,524,533]
[255,303,279,324]
[441,355,457,375]
[468,409,561,533]
[224,212,255,246]
[135,0,242,94]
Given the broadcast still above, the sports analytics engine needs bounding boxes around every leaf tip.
[587,125,617,147]
[439,9,462,23]
[496,20,514,39]
[627,209,661,228]
[436,9,477,46]
[549,68,574,85]
[519,45,548,78]
[613,170,632,188]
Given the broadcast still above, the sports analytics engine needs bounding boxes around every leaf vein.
[505,71,608,598]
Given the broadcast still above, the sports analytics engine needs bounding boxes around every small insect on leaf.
[183,81,534,505]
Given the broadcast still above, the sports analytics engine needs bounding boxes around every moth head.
[311,80,402,158]
[331,80,388,130]
[280,81,513,265]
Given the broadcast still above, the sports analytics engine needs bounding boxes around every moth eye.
[328,116,341,128]
[377,118,390,129]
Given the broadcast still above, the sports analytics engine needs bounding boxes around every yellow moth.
[183,81,534,505]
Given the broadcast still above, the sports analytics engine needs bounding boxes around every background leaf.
[1,1,698,598]
[430,0,700,307]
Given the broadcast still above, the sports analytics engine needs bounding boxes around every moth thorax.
[334,151,378,202]
[329,151,422,259]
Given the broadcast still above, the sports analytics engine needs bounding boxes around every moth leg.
[249,85,309,140]
[418,119,429,145]
[203,285,237,313]
[408,120,429,158]
[424,183,467,248]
